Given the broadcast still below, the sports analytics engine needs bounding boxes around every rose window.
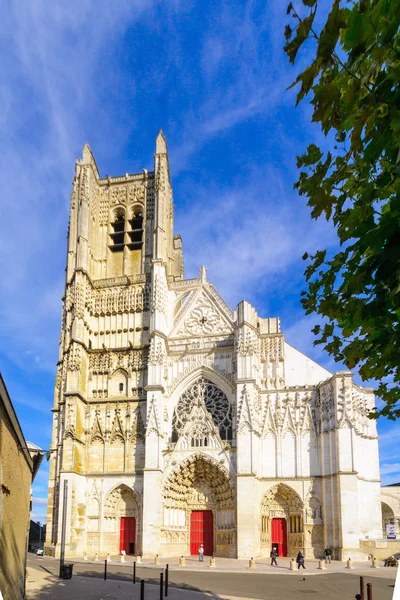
[172,378,232,441]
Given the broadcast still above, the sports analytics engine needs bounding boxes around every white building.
[45,132,383,560]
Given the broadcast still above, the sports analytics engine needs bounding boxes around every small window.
[119,382,124,393]
[127,208,143,250]
[109,209,125,252]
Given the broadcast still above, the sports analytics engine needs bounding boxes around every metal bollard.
[318,560,326,570]
[94,552,99,562]
[104,559,107,581]
[290,558,295,570]
[106,553,111,563]
[120,553,125,563]
[249,557,255,569]
[179,555,185,567]
[140,579,145,600]
[155,554,160,565]
[83,552,88,561]
[133,561,136,584]
[360,576,364,600]
[210,556,216,568]
[165,564,169,597]
[160,572,163,600]
[367,583,372,600]
[137,555,142,564]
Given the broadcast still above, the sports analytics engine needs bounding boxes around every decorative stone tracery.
[172,378,232,441]
[104,484,139,518]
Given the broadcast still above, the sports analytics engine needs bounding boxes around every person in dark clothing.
[323,547,332,563]
[270,547,278,566]
[296,551,305,569]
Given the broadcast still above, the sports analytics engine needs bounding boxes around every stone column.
[236,474,258,558]
[142,467,163,557]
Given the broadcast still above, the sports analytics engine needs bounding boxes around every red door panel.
[120,517,136,554]
[190,511,213,556]
[271,518,287,557]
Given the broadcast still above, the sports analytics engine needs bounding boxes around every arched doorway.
[382,502,396,537]
[162,454,235,557]
[103,485,140,555]
[260,484,303,557]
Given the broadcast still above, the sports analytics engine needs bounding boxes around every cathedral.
[45,131,383,561]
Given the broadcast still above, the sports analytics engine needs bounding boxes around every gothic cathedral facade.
[45,132,382,560]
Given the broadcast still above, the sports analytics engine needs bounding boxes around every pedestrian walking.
[323,547,332,563]
[296,551,306,569]
[198,544,204,562]
[270,546,278,566]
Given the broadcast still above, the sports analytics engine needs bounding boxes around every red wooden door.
[190,511,213,556]
[271,518,287,556]
[120,517,136,554]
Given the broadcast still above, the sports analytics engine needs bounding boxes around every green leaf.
[284,0,400,419]
[284,12,316,64]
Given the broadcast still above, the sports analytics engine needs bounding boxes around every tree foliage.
[284,0,400,419]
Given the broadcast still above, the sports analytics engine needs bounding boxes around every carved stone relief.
[174,292,231,337]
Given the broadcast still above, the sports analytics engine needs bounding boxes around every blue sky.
[1,0,399,523]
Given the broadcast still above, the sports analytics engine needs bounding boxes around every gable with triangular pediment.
[171,286,233,338]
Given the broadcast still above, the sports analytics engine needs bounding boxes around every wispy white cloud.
[176,165,335,308]
[32,497,48,507]
[0,0,156,374]
[169,3,295,174]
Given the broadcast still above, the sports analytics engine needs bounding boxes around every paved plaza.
[27,555,397,600]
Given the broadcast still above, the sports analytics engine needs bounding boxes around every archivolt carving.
[261,484,303,517]
[167,360,234,396]
[163,453,234,509]
[104,485,139,518]
[172,378,232,441]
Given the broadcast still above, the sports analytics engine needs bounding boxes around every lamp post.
[37,521,42,549]
[59,480,68,578]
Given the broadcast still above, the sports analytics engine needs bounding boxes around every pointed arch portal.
[260,484,304,557]
[103,485,140,555]
[162,454,235,557]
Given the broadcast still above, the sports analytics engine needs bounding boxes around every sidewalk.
[26,565,246,600]
[69,554,397,576]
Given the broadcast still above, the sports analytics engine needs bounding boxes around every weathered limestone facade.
[45,132,382,561]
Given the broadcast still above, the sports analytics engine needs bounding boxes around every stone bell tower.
[45,131,183,557]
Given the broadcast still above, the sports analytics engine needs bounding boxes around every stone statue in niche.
[309,496,323,524]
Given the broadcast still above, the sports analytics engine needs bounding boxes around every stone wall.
[0,387,34,600]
